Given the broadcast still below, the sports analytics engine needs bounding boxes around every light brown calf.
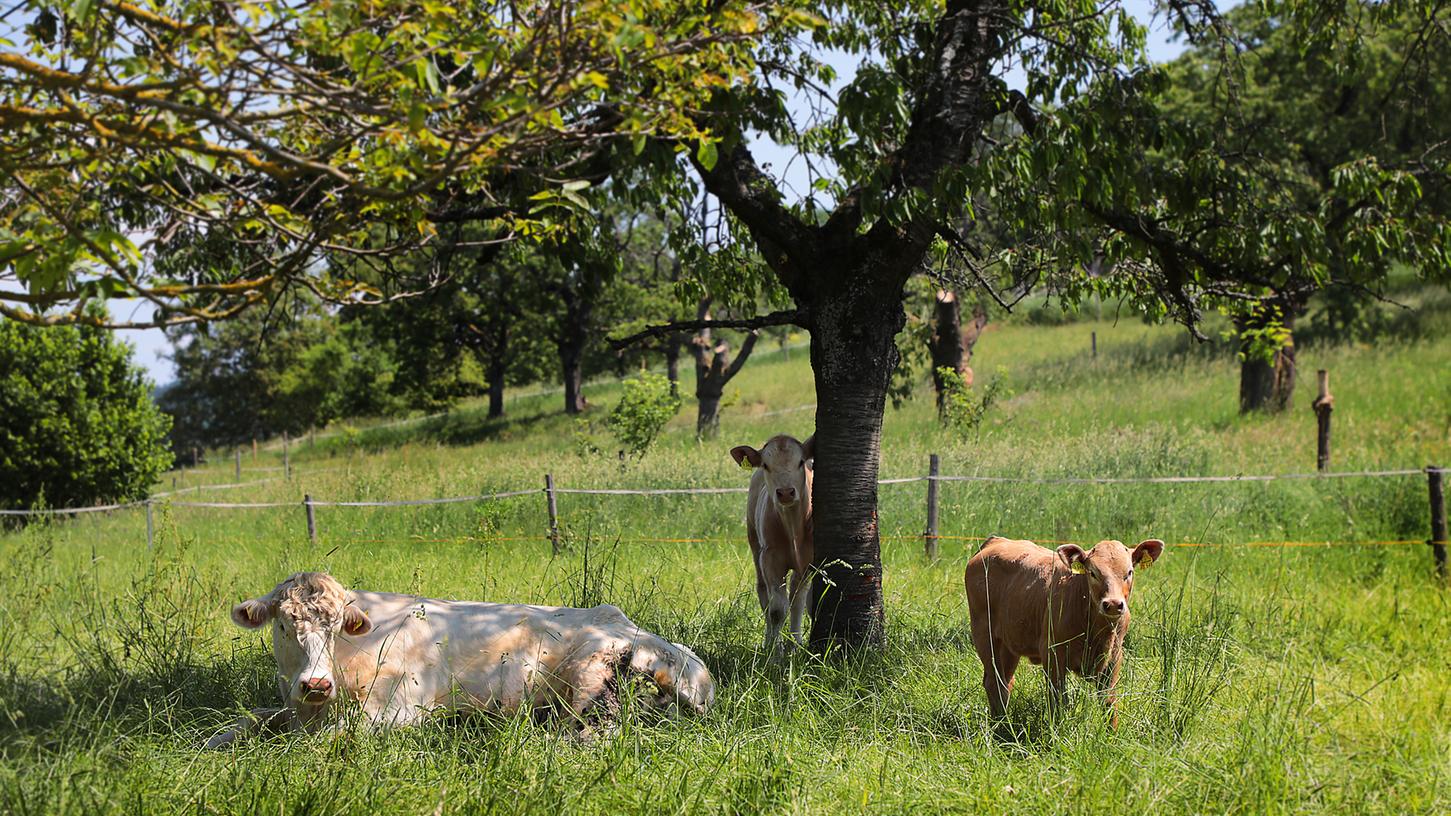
[964,536,1164,727]
[730,434,814,652]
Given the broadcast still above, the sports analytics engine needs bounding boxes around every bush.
[937,365,1009,435]
[606,372,681,459]
[0,321,172,511]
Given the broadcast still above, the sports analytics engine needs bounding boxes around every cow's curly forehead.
[269,572,350,625]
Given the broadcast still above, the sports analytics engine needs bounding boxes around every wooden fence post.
[1091,331,1097,359]
[145,500,154,551]
[1312,370,1333,472]
[252,437,258,461]
[283,433,291,480]
[304,495,317,545]
[1429,466,1447,578]
[924,453,940,560]
[235,449,242,480]
[545,474,560,555]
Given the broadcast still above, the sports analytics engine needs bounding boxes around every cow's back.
[964,538,1058,662]
[335,594,711,714]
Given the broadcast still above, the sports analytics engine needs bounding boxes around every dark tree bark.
[689,298,758,438]
[553,276,597,415]
[664,339,681,395]
[929,290,989,413]
[1237,294,1301,413]
[805,269,909,649]
[486,344,507,419]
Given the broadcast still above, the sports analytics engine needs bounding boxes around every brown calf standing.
[964,536,1165,727]
[730,434,814,653]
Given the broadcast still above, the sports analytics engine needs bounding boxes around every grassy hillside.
[2,291,1449,814]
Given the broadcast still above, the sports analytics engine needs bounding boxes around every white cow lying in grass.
[207,572,714,747]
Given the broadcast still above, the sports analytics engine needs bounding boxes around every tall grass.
[2,297,1449,813]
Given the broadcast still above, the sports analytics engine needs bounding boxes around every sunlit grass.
[2,295,1449,813]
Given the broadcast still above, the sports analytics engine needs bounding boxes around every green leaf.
[697,140,718,172]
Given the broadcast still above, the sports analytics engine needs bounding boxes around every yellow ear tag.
[1070,561,1087,574]
[739,458,753,470]
[1139,553,1155,568]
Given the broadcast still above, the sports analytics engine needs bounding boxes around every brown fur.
[964,536,1164,727]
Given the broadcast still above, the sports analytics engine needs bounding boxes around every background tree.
[988,0,1450,413]
[619,0,1448,649]
[0,321,171,512]
[159,297,403,452]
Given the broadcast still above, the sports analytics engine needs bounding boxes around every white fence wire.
[2,467,1442,516]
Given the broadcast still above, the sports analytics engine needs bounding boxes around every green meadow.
[2,291,1449,814]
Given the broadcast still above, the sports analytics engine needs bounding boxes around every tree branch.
[610,308,808,349]
[722,330,759,382]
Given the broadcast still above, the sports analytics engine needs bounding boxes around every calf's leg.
[984,647,1020,718]
[787,568,810,647]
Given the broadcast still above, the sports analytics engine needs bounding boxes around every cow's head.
[231,572,373,705]
[1056,539,1165,619]
[731,434,814,509]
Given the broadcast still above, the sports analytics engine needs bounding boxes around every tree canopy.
[0,0,809,327]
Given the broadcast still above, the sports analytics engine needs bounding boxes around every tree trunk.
[558,291,590,415]
[929,290,964,414]
[561,341,586,415]
[696,389,722,438]
[1237,301,1299,414]
[486,356,506,419]
[807,278,903,651]
[664,340,681,396]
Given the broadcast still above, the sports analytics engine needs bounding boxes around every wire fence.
[4,465,1446,570]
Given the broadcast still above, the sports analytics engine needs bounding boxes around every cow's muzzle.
[1099,599,1126,618]
[298,676,334,702]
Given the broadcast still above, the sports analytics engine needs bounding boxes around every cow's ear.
[1056,544,1089,574]
[800,435,815,463]
[342,604,373,636]
[231,598,272,629]
[1132,539,1165,568]
[730,445,762,469]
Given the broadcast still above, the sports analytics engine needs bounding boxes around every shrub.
[0,321,172,511]
[937,366,1009,435]
[606,372,681,459]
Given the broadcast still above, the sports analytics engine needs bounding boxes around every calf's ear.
[801,435,816,463]
[730,445,762,469]
[343,604,373,636]
[1132,539,1165,568]
[231,598,272,629]
[1056,544,1089,574]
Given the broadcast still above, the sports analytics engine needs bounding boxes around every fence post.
[1429,466,1447,578]
[283,433,291,480]
[145,500,154,551]
[1091,331,1097,359]
[252,437,258,462]
[545,474,560,555]
[924,453,940,560]
[1312,370,1333,472]
[304,494,317,545]
[235,449,242,480]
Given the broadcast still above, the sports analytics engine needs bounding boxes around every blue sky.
[116,0,1190,386]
